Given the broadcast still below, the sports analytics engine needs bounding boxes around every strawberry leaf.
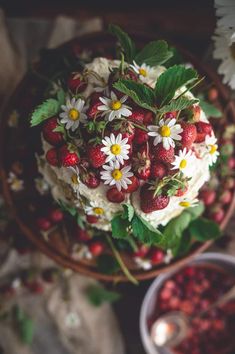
[135,40,173,67]
[189,217,221,241]
[111,214,129,238]
[131,214,166,246]
[122,203,135,222]
[57,88,66,105]
[154,65,198,106]
[30,98,60,127]
[108,24,136,63]
[157,97,198,115]
[86,285,121,306]
[199,98,222,118]
[113,79,156,112]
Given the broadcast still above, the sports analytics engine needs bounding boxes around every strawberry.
[132,144,151,180]
[87,101,102,120]
[124,68,138,81]
[89,241,105,256]
[74,226,91,242]
[46,148,59,166]
[224,177,235,189]
[59,145,80,167]
[152,143,175,164]
[113,120,135,143]
[42,117,64,146]
[67,72,87,93]
[129,109,145,124]
[134,128,149,144]
[150,248,164,264]
[208,87,218,102]
[219,190,232,205]
[86,215,99,224]
[150,162,167,179]
[165,111,177,119]
[199,189,216,206]
[123,175,140,193]
[228,157,235,169]
[81,171,100,188]
[133,244,149,258]
[195,122,212,143]
[48,208,64,223]
[180,122,197,149]
[143,111,154,125]
[87,144,106,168]
[36,217,52,231]
[140,184,170,213]
[210,206,224,223]
[107,187,125,203]
[175,184,188,197]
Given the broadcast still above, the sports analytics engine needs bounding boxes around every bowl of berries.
[1,25,235,283]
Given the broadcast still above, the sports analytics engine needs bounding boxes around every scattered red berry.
[134,128,149,144]
[87,144,106,168]
[199,189,216,206]
[132,144,151,180]
[106,187,125,203]
[86,215,99,224]
[129,109,145,124]
[140,184,170,213]
[123,175,140,193]
[36,217,52,231]
[133,244,149,258]
[195,122,212,143]
[87,101,102,119]
[42,117,64,146]
[152,143,175,164]
[219,190,232,205]
[48,208,64,223]
[89,241,104,256]
[228,157,235,169]
[150,162,167,179]
[208,87,218,102]
[81,171,100,188]
[67,73,87,93]
[150,248,164,264]
[210,207,225,223]
[180,122,197,149]
[143,111,154,125]
[59,145,80,167]
[74,226,91,242]
[46,148,59,166]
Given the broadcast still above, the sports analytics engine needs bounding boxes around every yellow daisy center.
[112,169,123,181]
[69,108,80,121]
[180,159,187,169]
[159,125,171,137]
[93,207,104,215]
[71,174,79,184]
[209,144,217,154]
[139,68,147,77]
[111,144,121,155]
[111,100,122,110]
[179,201,190,208]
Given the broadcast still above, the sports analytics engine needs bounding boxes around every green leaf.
[135,40,173,67]
[172,229,192,257]
[111,214,129,238]
[122,203,135,222]
[97,254,120,275]
[199,98,222,118]
[30,98,60,126]
[131,214,166,246]
[108,24,136,63]
[185,203,205,220]
[189,217,221,242]
[57,88,66,105]
[154,65,198,106]
[113,79,156,112]
[19,316,35,345]
[164,47,183,68]
[157,97,199,114]
[86,285,121,306]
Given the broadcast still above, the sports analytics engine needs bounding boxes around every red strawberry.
[74,226,91,242]
[132,144,151,180]
[67,72,87,93]
[219,190,232,205]
[89,241,104,256]
[140,184,170,213]
[134,128,149,144]
[180,122,197,149]
[81,171,100,188]
[87,101,102,120]
[133,244,149,258]
[113,120,135,143]
[228,157,235,169]
[210,206,224,223]
[150,248,164,264]
[199,189,216,206]
[59,145,80,167]
[124,68,138,81]
[129,109,145,124]
[175,184,188,197]
[86,215,99,224]
[87,144,106,168]
[42,117,64,146]
[106,187,125,203]
[208,88,218,102]
[195,122,212,143]
[165,111,177,119]
[123,175,140,193]
[46,148,59,166]
[224,177,235,189]
[152,144,175,164]
[36,217,52,231]
[150,162,167,179]
[143,111,154,125]
[48,208,64,223]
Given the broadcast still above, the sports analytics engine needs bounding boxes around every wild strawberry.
[175,184,188,197]
[81,171,100,188]
[89,241,105,256]
[143,111,154,125]
[113,120,135,143]
[59,145,80,167]
[165,111,177,119]
[208,88,218,102]
[74,226,91,242]
[87,144,106,168]
[46,148,59,166]
[87,101,102,120]
[180,122,197,148]
[228,157,235,169]
[195,122,212,143]
[124,68,138,81]
[134,128,149,144]
[86,215,99,224]
[48,208,64,223]
[219,190,232,205]
[133,244,149,258]
[210,206,224,223]
[129,109,145,124]
[67,72,87,93]
[140,184,170,213]
[132,144,151,180]
[224,177,235,189]
[152,143,175,164]
[106,187,125,203]
[36,217,52,231]
[150,162,167,179]
[123,175,140,193]
[42,117,64,146]
[150,248,164,264]
[192,105,201,122]
[199,189,216,206]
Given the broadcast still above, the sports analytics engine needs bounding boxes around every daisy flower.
[84,201,105,218]
[100,160,133,191]
[179,198,199,209]
[101,133,130,164]
[171,148,196,177]
[59,97,87,131]
[7,172,24,192]
[134,257,152,270]
[215,0,235,29]
[35,177,50,195]
[98,91,132,122]
[67,166,80,191]
[129,61,156,84]
[148,118,183,150]
[204,135,220,166]
[213,27,235,89]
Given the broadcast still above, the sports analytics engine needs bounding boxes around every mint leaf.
[158,97,199,114]
[30,98,60,126]
[86,285,121,306]
[113,79,156,112]
[131,214,166,246]
[97,254,120,275]
[111,214,129,238]
[189,217,221,242]
[108,24,136,63]
[154,65,198,106]
[135,40,173,67]
[199,98,222,118]
[122,203,134,222]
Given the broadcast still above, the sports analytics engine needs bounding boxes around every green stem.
[106,235,138,285]
[175,76,205,101]
[132,122,148,132]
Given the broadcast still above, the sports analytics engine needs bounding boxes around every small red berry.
[133,244,149,258]
[180,122,197,149]
[152,144,175,164]
[46,148,59,166]
[123,175,140,193]
[219,190,232,205]
[89,241,104,256]
[199,189,216,206]
[132,144,151,180]
[150,248,164,264]
[195,122,212,143]
[87,101,102,120]
[143,111,154,125]
[59,145,80,167]
[208,88,218,102]
[210,207,225,223]
[140,184,170,213]
[74,226,91,242]
[87,144,106,168]
[86,215,99,224]
[42,117,64,146]
[36,217,52,231]
[150,162,167,179]
[134,128,149,144]
[106,187,125,203]
[67,73,87,93]
[129,109,145,124]
[48,208,64,223]
[81,171,100,188]
[228,157,235,169]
